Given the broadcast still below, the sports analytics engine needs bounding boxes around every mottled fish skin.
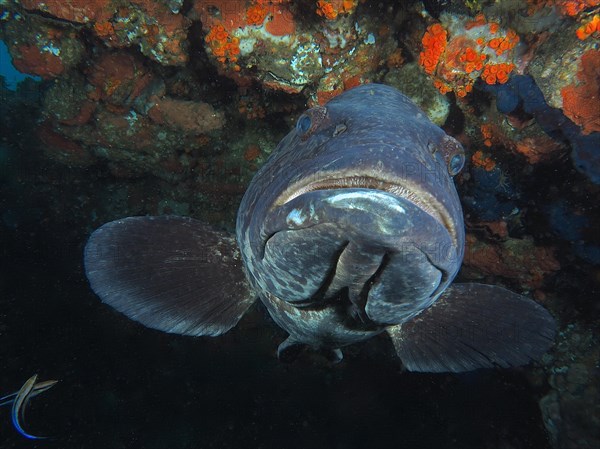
[236,84,466,350]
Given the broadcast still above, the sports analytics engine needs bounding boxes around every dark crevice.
[308,240,349,304]
[357,252,392,311]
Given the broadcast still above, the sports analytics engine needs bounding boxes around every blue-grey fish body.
[84,84,556,372]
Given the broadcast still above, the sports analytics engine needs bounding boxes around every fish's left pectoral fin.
[386,283,557,373]
[84,216,256,337]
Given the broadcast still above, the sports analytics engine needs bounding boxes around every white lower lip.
[276,174,457,247]
[325,190,407,215]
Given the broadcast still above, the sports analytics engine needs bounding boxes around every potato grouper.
[84,84,556,372]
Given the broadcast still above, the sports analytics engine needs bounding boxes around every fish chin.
[274,174,459,247]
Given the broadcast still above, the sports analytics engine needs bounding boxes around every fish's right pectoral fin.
[84,216,256,337]
[386,283,556,373]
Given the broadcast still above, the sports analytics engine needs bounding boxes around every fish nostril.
[332,123,347,137]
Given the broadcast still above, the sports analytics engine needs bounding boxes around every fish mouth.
[274,173,458,247]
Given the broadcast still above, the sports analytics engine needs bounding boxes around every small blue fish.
[84,84,556,371]
[1,374,58,439]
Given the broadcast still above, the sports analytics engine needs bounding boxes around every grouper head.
[237,84,466,326]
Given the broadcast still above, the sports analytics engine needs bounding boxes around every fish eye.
[448,153,465,176]
[296,115,312,136]
[437,135,465,176]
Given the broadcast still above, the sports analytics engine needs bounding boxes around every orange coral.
[459,46,486,73]
[472,150,496,171]
[438,36,483,96]
[556,0,600,16]
[94,21,115,38]
[342,74,362,90]
[316,88,344,105]
[433,79,452,95]
[419,23,447,75]
[247,4,268,26]
[481,63,515,84]
[317,1,338,19]
[576,14,600,39]
[420,16,519,96]
[527,0,600,16]
[316,0,356,20]
[487,29,519,56]
[465,13,487,30]
[205,24,241,66]
[205,24,228,44]
[480,124,494,147]
[561,49,600,134]
[455,83,473,98]
[342,0,357,11]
